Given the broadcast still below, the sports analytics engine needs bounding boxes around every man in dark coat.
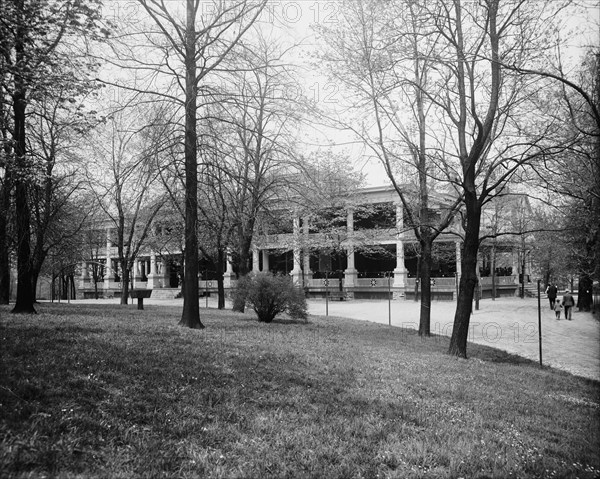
[545,283,558,309]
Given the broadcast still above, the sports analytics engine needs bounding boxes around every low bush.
[236,272,307,323]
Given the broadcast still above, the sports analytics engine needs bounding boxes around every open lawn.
[1,302,599,478]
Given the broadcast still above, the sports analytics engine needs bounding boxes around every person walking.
[562,290,575,320]
[554,298,562,320]
[546,283,558,309]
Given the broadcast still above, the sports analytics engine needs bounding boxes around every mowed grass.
[1,302,599,479]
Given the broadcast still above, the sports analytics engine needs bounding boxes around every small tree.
[235,272,307,323]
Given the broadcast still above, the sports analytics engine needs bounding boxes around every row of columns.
[250,203,410,288]
[81,205,471,291]
[80,253,171,290]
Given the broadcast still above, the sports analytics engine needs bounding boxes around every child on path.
[554,299,562,320]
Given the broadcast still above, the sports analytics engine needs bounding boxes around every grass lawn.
[1,302,599,479]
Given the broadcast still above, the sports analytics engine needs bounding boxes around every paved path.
[306,297,600,381]
[63,296,599,381]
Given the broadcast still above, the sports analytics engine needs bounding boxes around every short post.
[130,289,152,311]
[537,279,542,367]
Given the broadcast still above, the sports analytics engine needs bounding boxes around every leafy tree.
[0,0,109,313]
[521,49,599,307]
[293,151,400,292]
[27,84,98,300]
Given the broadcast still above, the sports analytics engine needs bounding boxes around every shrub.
[236,272,308,323]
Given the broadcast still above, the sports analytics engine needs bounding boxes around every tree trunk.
[491,243,497,300]
[577,275,593,311]
[30,246,48,302]
[0,69,11,305]
[120,265,130,305]
[414,255,420,301]
[0,195,9,304]
[179,0,203,329]
[0,161,10,304]
[449,193,481,357]
[31,268,40,302]
[418,240,433,336]
[216,248,226,310]
[520,252,526,298]
[232,239,251,312]
[11,72,35,313]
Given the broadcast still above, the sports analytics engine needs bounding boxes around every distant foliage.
[236,273,307,323]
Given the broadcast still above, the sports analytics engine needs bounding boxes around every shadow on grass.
[465,340,539,366]
[2,302,599,477]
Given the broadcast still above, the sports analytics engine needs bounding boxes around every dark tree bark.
[0,76,11,305]
[179,0,203,329]
[0,170,10,304]
[418,240,432,336]
[216,248,226,310]
[120,263,131,306]
[449,191,481,357]
[11,74,36,313]
[446,0,501,358]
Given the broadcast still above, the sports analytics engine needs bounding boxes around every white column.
[79,261,88,289]
[223,249,235,287]
[455,240,462,278]
[163,260,170,287]
[262,250,270,272]
[146,253,158,287]
[393,242,406,286]
[225,253,232,274]
[252,246,260,272]
[291,214,302,285]
[104,229,112,291]
[393,203,406,288]
[301,217,312,282]
[134,259,142,284]
[343,208,357,287]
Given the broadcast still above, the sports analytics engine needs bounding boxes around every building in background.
[75,185,531,301]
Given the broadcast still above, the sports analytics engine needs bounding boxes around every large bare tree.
[317,0,461,336]
[102,0,267,327]
[421,0,571,357]
[86,108,165,304]
[319,0,573,354]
